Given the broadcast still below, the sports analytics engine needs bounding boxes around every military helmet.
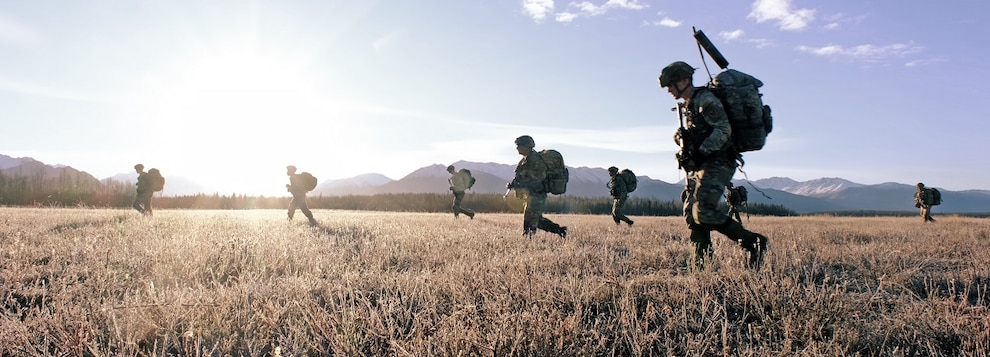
[514,135,535,148]
[917,182,925,188]
[286,165,297,173]
[447,165,455,172]
[658,61,695,87]
[134,164,144,170]
[608,166,619,174]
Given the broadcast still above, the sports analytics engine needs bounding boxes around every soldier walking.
[725,182,747,223]
[447,165,476,219]
[131,164,153,216]
[286,165,318,226]
[659,61,769,269]
[914,182,937,223]
[607,166,634,226]
[508,135,567,238]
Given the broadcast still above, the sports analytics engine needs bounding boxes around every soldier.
[447,165,476,219]
[285,165,318,226]
[508,135,567,238]
[914,182,936,223]
[659,61,768,269]
[607,166,634,226]
[131,164,153,216]
[725,182,746,223]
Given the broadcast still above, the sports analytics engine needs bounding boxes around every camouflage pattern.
[685,89,733,157]
[449,170,471,192]
[659,61,695,87]
[539,149,568,194]
[683,155,736,228]
[726,185,746,223]
[608,171,634,225]
[449,169,475,218]
[513,150,547,195]
[514,149,565,237]
[673,84,767,269]
[914,184,936,222]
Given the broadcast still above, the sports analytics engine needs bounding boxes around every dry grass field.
[1,207,988,356]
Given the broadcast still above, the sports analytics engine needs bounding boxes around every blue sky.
[1,0,987,196]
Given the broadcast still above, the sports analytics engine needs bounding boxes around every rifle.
[672,102,693,171]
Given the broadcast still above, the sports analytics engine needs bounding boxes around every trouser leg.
[715,219,768,269]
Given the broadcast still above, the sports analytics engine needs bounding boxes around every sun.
[147,48,356,195]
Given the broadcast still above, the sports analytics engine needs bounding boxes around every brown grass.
[1,208,988,356]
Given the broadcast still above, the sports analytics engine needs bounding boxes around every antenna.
[692,27,730,80]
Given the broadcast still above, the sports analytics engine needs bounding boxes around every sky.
[2,0,988,196]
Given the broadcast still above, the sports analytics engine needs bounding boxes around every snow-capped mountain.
[750,177,864,197]
[5,153,990,213]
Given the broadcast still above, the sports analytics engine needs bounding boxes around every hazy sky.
[2,0,987,196]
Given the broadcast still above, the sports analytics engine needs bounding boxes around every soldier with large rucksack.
[657,28,769,270]
[131,163,156,216]
[914,182,939,223]
[446,165,476,219]
[607,166,635,226]
[285,165,318,226]
[725,182,748,223]
[507,135,567,238]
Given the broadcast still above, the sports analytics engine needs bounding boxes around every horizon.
[3,1,988,195]
[6,153,979,197]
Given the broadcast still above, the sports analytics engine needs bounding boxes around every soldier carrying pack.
[693,27,773,155]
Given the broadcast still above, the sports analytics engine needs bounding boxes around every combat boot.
[690,229,713,269]
[716,220,768,270]
[744,233,769,269]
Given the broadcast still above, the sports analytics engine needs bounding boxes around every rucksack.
[147,168,165,192]
[728,185,748,205]
[705,69,773,153]
[618,169,637,192]
[298,172,318,192]
[928,188,941,206]
[459,169,476,190]
[539,149,568,195]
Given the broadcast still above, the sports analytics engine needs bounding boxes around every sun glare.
[149,48,359,195]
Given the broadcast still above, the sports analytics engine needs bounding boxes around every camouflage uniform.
[660,61,767,269]
[132,165,153,216]
[512,136,566,238]
[725,184,745,223]
[914,183,936,222]
[286,166,317,225]
[448,166,475,219]
[608,167,634,226]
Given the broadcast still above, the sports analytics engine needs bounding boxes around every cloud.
[904,57,947,68]
[821,12,867,31]
[796,42,923,64]
[748,38,774,49]
[719,29,745,42]
[0,13,41,45]
[748,0,815,31]
[643,16,681,28]
[524,0,649,23]
[556,12,578,23]
[522,0,554,22]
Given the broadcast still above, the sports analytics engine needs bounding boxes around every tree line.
[0,172,797,216]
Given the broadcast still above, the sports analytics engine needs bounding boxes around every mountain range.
[3,154,989,213]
